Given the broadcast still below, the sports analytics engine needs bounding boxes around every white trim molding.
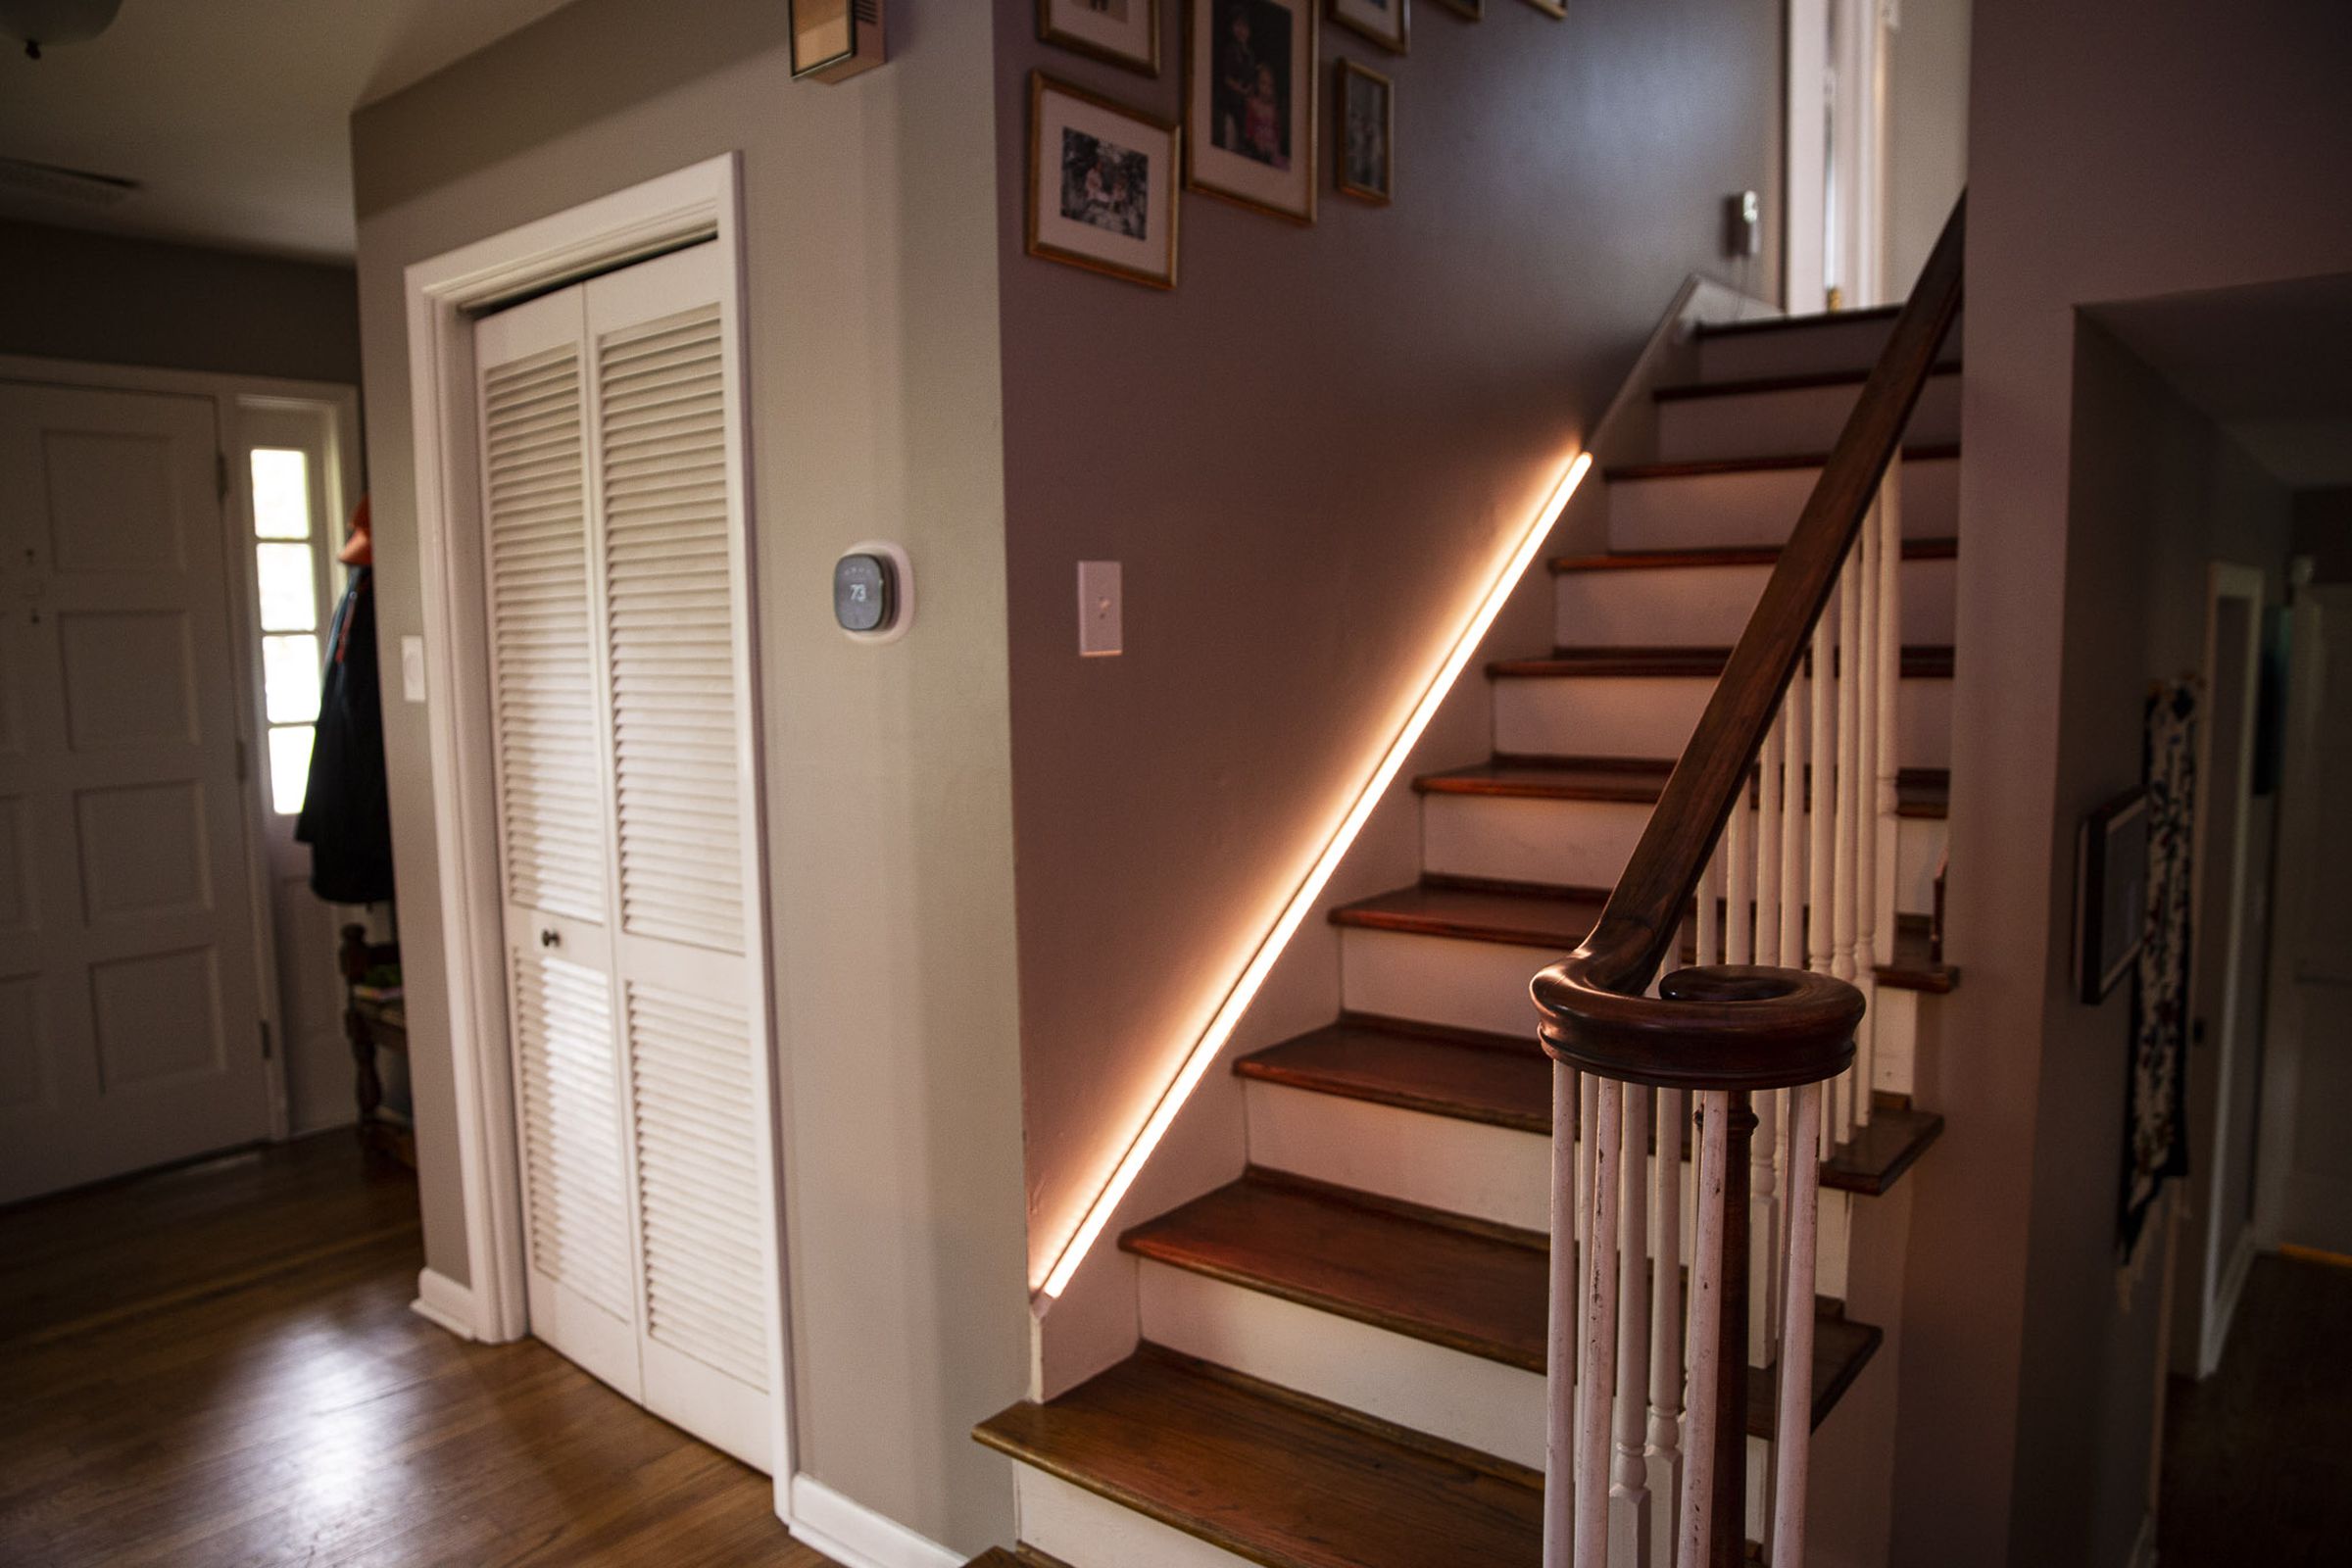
[786,1475,961,1568]
[411,1267,479,1341]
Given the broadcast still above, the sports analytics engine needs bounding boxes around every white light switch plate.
[1078,561,1121,657]
[401,635,426,703]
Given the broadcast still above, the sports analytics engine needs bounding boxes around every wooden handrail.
[1534,196,1965,1072]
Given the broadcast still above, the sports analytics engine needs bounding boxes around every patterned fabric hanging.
[2120,679,2197,1263]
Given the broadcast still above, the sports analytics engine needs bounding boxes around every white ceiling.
[0,0,579,260]
[2095,272,2352,491]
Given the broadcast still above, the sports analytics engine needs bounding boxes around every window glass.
[263,634,321,724]
[268,725,315,815]
[250,448,313,539]
[257,542,318,631]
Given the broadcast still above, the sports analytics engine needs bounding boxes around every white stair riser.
[1340,927,1557,1037]
[1015,1463,1254,1568]
[1493,673,1952,770]
[1608,456,1956,553]
[1873,984,1918,1098]
[1695,316,1944,383]
[1243,1079,1854,1303]
[1657,371,1961,464]
[1555,554,1955,648]
[1423,795,1948,917]
[1136,1260,1786,1539]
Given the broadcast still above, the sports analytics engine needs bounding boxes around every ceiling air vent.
[0,155,139,208]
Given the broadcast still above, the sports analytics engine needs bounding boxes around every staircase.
[972,289,1963,1567]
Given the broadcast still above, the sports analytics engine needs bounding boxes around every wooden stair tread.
[1416,755,1951,819]
[1236,1014,1550,1133]
[1489,644,1953,680]
[1332,876,1957,994]
[1549,535,1957,574]
[1691,303,1903,337]
[1603,441,1958,484]
[1236,1017,1945,1196]
[1651,362,1960,403]
[976,1346,1546,1568]
[1122,1171,1877,1436]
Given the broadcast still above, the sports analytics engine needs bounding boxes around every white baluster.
[1874,466,1904,1026]
[1771,1082,1827,1568]
[1780,683,1807,971]
[1756,707,1783,969]
[1807,614,1836,1166]
[1834,553,1863,1150]
[1546,1062,1578,1568]
[1646,1088,1688,1557]
[1852,500,1882,1131]
[1678,1091,1732,1568]
[1575,1081,1624,1567]
[1612,1082,1653,1563]
[1728,766,1754,970]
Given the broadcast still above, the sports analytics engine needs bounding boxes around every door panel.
[0,382,270,1202]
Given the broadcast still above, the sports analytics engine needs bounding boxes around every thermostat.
[834,541,912,643]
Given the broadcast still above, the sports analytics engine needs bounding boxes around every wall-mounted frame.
[791,0,886,82]
[1432,0,1481,16]
[1028,72,1183,289]
[1186,0,1317,223]
[1521,0,1566,18]
[1334,58,1393,205]
[2075,787,2150,1004]
[1041,0,1160,74]
[1329,0,1407,53]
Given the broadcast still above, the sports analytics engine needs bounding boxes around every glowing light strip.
[1037,450,1595,1301]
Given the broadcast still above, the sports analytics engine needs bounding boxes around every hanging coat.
[296,565,397,905]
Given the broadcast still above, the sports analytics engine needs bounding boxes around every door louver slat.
[513,950,632,1316]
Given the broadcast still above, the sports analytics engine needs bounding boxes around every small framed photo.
[1040,0,1160,75]
[1329,0,1407,53]
[1520,0,1566,17]
[1335,59,1392,205]
[1432,0,1481,16]
[1028,73,1183,289]
[790,0,887,81]
[2074,789,2150,1004]
[1187,0,1317,223]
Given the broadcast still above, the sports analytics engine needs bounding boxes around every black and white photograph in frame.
[1187,0,1316,222]
[1028,73,1183,289]
[1335,58,1392,204]
[1040,0,1160,75]
[1329,0,1407,53]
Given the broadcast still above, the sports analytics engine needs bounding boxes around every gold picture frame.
[1520,0,1566,18]
[790,0,887,81]
[1027,72,1184,290]
[1431,0,1481,17]
[1335,58,1393,205]
[1328,0,1407,53]
[1039,0,1161,76]
[1186,0,1318,224]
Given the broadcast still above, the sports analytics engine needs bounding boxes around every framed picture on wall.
[1520,0,1565,19]
[2074,788,2150,1004]
[1329,0,1407,54]
[1186,0,1317,222]
[1432,0,1481,17]
[1028,73,1183,289]
[789,0,887,81]
[1335,59,1392,205]
[1040,0,1160,75]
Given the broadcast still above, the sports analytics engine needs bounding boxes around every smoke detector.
[0,0,123,60]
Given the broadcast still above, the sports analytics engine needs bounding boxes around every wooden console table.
[339,924,413,1168]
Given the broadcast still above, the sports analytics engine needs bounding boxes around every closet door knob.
[539,928,561,949]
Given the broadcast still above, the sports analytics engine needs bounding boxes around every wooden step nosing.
[1652,361,1961,404]
[1548,535,1960,575]
[1603,441,1960,484]
[1487,643,1955,681]
[1691,304,1903,338]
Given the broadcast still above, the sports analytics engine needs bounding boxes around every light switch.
[401,635,426,703]
[1077,561,1121,658]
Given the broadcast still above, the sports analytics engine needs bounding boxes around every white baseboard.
[787,1473,960,1568]
[410,1266,479,1341]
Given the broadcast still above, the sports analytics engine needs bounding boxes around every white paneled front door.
[0,381,271,1202]
[473,242,779,1470]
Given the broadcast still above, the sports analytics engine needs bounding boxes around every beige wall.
[0,220,361,386]
[1886,0,1970,299]
[349,0,1028,1550]
[1905,1,2352,1560]
[991,0,1787,1291]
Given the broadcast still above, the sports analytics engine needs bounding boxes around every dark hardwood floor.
[2161,1250,2352,1566]
[0,1133,835,1568]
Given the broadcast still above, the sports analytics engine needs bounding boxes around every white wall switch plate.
[1078,561,1122,657]
[401,635,426,703]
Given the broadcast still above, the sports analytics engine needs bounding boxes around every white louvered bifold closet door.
[472,241,778,1471]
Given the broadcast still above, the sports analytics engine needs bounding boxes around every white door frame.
[1785,0,1890,313]
[399,155,795,1495]
[0,352,362,1150]
[2174,561,2266,1377]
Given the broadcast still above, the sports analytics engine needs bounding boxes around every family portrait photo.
[1337,58,1393,203]
[1038,0,1160,73]
[1185,0,1315,222]
[1028,73,1182,287]
[1061,126,1152,239]
[1209,0,1296,171]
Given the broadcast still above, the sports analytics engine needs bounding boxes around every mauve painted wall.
[991,0,1786,1287]
[1904,1,2352,1561]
